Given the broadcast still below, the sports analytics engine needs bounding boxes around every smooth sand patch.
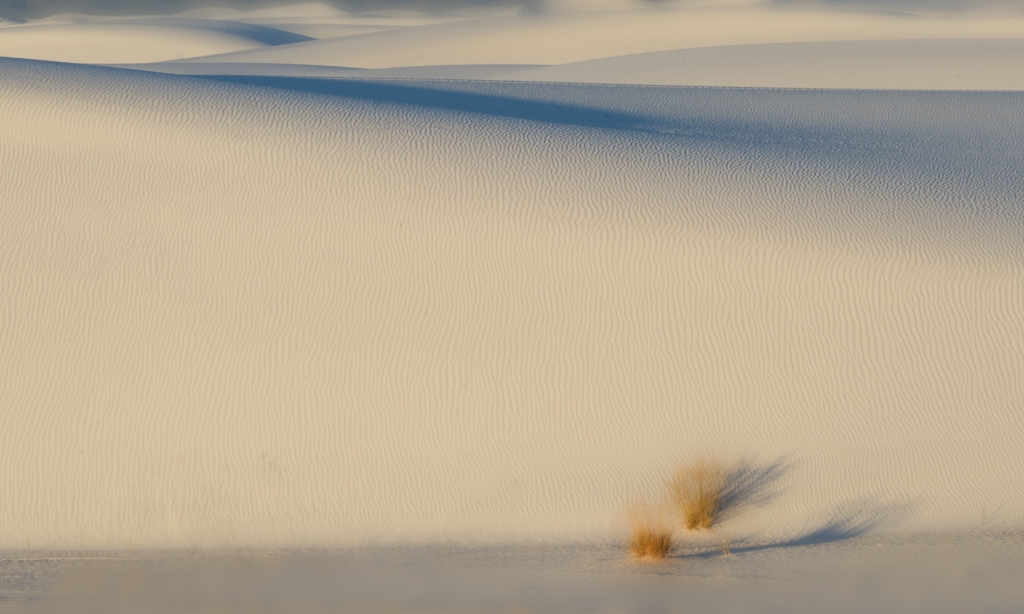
[5,533,1024,612]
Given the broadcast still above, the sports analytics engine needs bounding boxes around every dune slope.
[1,57,1023,549]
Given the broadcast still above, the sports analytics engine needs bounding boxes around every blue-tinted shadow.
[681,499,916,560]
[195,75,660,133]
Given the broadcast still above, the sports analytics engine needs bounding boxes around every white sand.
[6,533,1024,612]
[2,1,1024,558]
[136,38,1024,90]
[171,7,1024,69]
[0,18,319,63]
[505,39,1024,90]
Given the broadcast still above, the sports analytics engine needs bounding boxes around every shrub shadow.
[716,457,792,525]
[682,498,916,559]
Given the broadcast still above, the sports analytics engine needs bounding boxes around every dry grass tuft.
[627,505,674,561]
[669,459,725,531]
[629,524,674,560]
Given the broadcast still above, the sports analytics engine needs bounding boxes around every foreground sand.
[4,532,1024,612]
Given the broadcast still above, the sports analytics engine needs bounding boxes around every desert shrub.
[669,459,725,531]
[626,504,674,560]
[629,523,674,560]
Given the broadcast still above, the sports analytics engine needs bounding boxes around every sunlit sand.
[2,0,1023,610]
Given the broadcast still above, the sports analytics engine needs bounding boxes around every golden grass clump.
[627,506,674,560]
[629,524,674,560]
[669,459,725,531]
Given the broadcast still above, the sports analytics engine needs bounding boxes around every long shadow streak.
[195,75,660,134]
[680,500,915,560]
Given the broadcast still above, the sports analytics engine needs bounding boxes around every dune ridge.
[174,7,1024,68]
[500,39,1024,90]
[1,57,1023,549]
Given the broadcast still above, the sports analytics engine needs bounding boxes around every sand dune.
[8,3,1024,68]
[2,53,1023,550]
[179,2,487,39]
[136,38,1024,90]
[0,18,312,63]
[505,39,1024,90]
[175,7,1024,68]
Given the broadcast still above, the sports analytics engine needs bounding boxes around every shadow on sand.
[716,457,792,525]
[682,497,915,559]
[195,75,657,133]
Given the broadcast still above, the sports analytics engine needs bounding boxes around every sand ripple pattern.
[1,58,1023,548]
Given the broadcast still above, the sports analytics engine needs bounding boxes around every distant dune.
[1,2,1024,550]
[502,39,1024,90]
[149,7,1024,69]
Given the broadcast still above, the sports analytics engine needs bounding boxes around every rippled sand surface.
[2,1,1024,554]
